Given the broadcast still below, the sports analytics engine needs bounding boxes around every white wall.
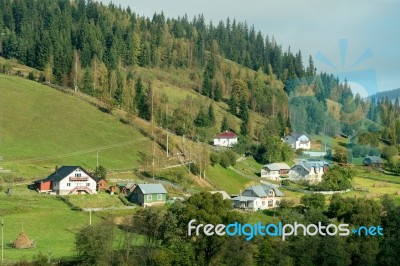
[213,137,238,147]
[57,168,97,195]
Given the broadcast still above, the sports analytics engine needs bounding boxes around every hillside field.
[0,74,159,178]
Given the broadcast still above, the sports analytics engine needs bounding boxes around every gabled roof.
[364,156,383,163]
[289,132,308,140]
[244,185,284,197]
[263,163,291,171]
[136,184,167,194]
[215,131,237,139]
[293,160,329,172]
[38,166,90,182]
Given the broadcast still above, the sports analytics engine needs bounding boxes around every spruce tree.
[221,116,229,132]
[208,104,215,126]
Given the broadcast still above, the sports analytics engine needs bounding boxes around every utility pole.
[166,130,169,157]
[96,149,100,169]
[151,83,155,181]
[166,103,169,157]
[1,217,4,264]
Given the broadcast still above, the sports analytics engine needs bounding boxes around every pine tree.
[208,104,215,126]
[239,98,249,122]
[221,116,229,132]
[228,97,237,116]
[202,74,212,97]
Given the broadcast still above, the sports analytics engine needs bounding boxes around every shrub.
[382,146,398,160]
[210,152,220,166]
[219,150,237,168]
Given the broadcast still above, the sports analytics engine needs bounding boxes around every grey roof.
[38,166,87,182]
[232,196,258,202]
[364,156,383,163]
[124,183,136,189]
[263,163,291,171]
[294,160,329,172]
[137,184,167,194]
[244,185,284,197]
[290,132,308,140]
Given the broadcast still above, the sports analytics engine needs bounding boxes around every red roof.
[215,131,237,139]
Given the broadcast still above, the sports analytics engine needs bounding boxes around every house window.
[147,194,152,200]
[157,194,163,200]
[67,183,71,187]
[86,183,90,186]
[262,201,265,206]
[268,200,274,206]
[75,173,82,177]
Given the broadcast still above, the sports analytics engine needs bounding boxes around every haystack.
[13,231,35,249]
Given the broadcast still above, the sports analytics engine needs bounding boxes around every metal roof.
[215,131,238,139]
[243,185,284,197]
[294,160,329,172]
[38,166,88,182]
[364,156,383,163]
[262,163,291,171]
[137,184,167,194]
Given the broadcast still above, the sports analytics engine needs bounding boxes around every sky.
[104,0,400,96]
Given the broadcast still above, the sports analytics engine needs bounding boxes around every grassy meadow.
[0,186,102,263]
[0,74,158,178]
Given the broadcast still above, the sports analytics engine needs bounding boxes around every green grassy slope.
[0,74,156,177]
[0,186,102,262]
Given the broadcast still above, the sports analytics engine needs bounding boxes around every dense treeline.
[1,0,399,164]
[61,193,400,265]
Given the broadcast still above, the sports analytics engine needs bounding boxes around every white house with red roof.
[34,166,97,195]
[213,131,238,147]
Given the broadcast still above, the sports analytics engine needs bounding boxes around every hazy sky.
[104,0,400,96]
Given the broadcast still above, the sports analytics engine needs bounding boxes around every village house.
[128,183,168,206]
[362,156,383,168]
[34,166,97,195]
[213,131,238,147]
[283,133,311,150]
[232,185,284,211]
[288,160,329,183]
[260,163,291,181]
[95,178,107,191]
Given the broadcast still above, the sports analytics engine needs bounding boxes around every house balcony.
[69,186,93,194]
[69,177,88,182]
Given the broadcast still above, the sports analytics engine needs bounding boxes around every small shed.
[95,178,107,191]
[129,184,167,207]
[362,156,383,167]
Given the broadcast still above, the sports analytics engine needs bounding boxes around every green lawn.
[65,192,126,209]
[235,157,263,177]
[0,74,155,178]
[0,186,103,263]
[245,210,280,224]
[206,164,258,194]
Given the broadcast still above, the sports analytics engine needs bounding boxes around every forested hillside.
[1,0,399,162]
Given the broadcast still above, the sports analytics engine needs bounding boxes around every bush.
[28,71,36,80]
[219,152,231,168]
[281,179,290,186]
[219,150,237,168]
[118,195,135,206]
[382,146,398,160]
[210,152,220,166]
[314,166,354,191]
[333,147,348,163]
[301,194,325,209]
